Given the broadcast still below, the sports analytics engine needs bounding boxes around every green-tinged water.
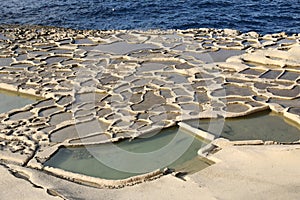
[0,89,41,114]
[44,126,211,180]
[185,110,300,142]
[44,110,300,180]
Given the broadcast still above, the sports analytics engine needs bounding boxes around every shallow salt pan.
[44,126,211,180]
[0,89,40,114]
[185,110,300,143]
[93,41,159,55]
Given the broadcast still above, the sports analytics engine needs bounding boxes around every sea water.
[1,0,299,34]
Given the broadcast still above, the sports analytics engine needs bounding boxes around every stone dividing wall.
[44,166,163,189]
[0,25,299,187]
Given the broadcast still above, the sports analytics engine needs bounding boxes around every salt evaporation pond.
[185,110,300,143]
[0,89,41,114]
[45,126,212,180]
[44,110,300,180]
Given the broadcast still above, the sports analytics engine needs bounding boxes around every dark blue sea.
[1,0,299,34]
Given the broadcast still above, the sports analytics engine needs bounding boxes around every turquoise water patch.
[44,126,211,180]
[185,110,300,143]
[0,89,41,114]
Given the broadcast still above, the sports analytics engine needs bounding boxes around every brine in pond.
[44,126,212,180]
[185,110,300,142]
[0,89,41,114]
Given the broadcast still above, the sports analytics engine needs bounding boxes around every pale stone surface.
[0,165,59,200]
[191,145,300,200]
[5,163,216,200]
